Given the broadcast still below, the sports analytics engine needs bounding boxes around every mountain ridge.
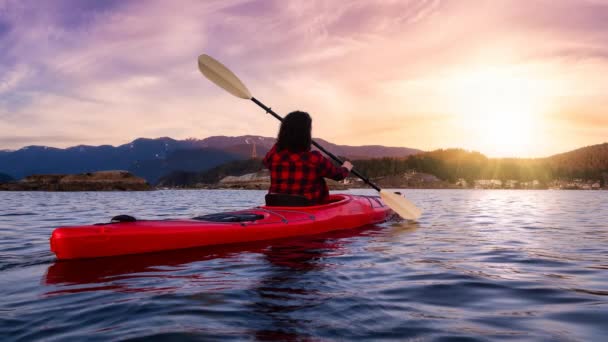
[0,135,422,183]
[2,137,606,187]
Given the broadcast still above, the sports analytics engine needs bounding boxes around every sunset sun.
[445,66,549,157]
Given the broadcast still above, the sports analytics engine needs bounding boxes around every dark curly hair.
[276,111,312,153]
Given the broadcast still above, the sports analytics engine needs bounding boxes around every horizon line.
[2,135,606,160]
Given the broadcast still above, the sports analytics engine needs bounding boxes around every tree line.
[352,146,608,186]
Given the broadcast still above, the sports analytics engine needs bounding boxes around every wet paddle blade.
[380,190,423,220]
[198,54,252,99]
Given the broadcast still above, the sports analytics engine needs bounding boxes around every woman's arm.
[317,153,351,181]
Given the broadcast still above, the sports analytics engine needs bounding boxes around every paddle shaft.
[250,97,382,192]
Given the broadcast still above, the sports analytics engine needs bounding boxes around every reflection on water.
[43,226,379,296]
[1,189,607,340]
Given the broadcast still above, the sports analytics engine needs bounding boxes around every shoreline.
[0,171,150,191]
[3,184,606,191]
[154,186,607,191]
[2,184,606,192]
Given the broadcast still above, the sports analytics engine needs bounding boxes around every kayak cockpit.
[261,194,349,210]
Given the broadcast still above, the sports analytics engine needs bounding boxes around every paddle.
[197,54,423,220]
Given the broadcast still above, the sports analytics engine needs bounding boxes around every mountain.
[197,135,275,150]
[0,135,422,184]
[0,172,14,183]
[3,136,606,187]
[183,135,422,159]
[157,159,265,187]
[0,137,199,180]
[313,138,421,159]
[130,148,241,184]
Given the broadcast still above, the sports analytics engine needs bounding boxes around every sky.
[0,0,607,157]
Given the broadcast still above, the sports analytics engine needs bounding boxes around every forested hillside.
[353,144,608,184]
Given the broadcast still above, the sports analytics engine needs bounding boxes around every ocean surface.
[1,189,607,341]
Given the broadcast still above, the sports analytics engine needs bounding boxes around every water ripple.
[0,189,607,341]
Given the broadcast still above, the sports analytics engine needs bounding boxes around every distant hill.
[313,138,421,159]
[197,135,275,150]
[0,136,261,182]
[0,137,199,181]
[157,159,264,187]
[0,135,422,183]
[6,135,603,187]
[352,143,608,185]
[544,143,608,179]
[0,172,14,183]
[189,135,422,159]
[130,148,242,184]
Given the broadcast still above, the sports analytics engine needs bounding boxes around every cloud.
[0,0,607,156]
[0,64,29,94]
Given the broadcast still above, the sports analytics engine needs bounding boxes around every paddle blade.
[380,190,423,220]
[197,54,252,99]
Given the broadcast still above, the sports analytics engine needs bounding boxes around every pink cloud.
[0,0,607,156]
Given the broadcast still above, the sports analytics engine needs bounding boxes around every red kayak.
[50,194,393,260]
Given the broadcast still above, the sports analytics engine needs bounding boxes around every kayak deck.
[50,194,393,260]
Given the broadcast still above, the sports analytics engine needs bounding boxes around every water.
[1,189,607,341]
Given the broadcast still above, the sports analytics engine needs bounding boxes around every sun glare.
[444,66,549,157]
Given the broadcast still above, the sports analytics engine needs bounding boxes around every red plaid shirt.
[263,144,349,203]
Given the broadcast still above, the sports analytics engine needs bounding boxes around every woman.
[263,111,353,204]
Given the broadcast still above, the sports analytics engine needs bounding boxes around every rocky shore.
[0,171,150,191]
[178,170,350,190]
[217,170,271,190]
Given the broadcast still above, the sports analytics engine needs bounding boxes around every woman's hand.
[342,161,353,171]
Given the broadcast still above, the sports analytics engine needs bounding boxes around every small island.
[0,171,150,191]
